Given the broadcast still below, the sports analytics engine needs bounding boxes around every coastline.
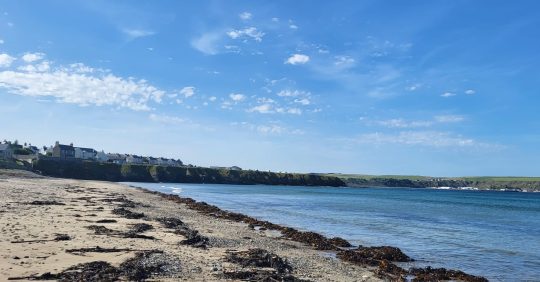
[0,169,487,281]
[0,169,378,281]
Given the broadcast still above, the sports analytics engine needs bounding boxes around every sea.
[123,182,540,281]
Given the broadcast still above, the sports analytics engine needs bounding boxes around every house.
[147,157,159,165]
[52,142,75,159]
[210,165,242,171]
[126,155,143,164]
[74,147,97,160]
[0,144,13,159]
[95,151,109,162]
[107,153,126,164]
[24,144,40,154]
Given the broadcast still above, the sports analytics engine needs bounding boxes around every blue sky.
[1,0,539,176]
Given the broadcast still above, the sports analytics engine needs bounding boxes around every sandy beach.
[0,169,381,281]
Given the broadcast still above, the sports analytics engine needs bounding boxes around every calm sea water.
[123,182,540,281]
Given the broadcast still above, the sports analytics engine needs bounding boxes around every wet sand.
[0,169,380,281]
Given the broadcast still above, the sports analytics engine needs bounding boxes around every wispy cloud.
[435,115,465,123]
[371,115,465,128]
[0,52,164,111]
[294,98,310,105]
[441,92,456,97]
[149,113,186,125]
[227,27,265,42]
[285,54,310,65]
[231,121,304,135]
[122,28,155,39]
[277,89,310,97]
[239,12,252,20]
[465,89,476,95]
[356,131,483,148]
[376,118,433,128]
[191,32,223,55]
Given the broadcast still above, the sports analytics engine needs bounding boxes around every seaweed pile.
[8,251,181,281]
[223,248,309,282]
[157,217,209,249]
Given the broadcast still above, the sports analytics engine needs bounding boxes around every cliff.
[33,158,346,187]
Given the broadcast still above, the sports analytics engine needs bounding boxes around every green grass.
[457,176,540,182]
[325,173,540,182]
[325,173,431,180]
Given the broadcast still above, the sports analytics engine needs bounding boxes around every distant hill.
[323,173,540,192]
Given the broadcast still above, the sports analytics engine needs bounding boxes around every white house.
[74,147,97,160]
[126,155,144,164]
[95,150,109,162]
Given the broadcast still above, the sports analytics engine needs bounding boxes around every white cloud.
[21,52,45,63]
[227,27,265,42]
[441,92,455,97]
[334,56,355,67]
[289,24,298,29]
[377,118,432,128]
[0,39,4,44]
[287,108,302,115]
[435,115,465,123]
[406,84,422,91]
[294,98,310,105]
[122,28,155,39]
[229,93,246,102]
[18,61,50,72]
[271,17,280,22]
[357,131,477,147]
[149,114,186,124]
[7,22,13,27]
[0,56,164,111]
[232,121,304,135]
[209,96,217,102]
[277,89,309,97]
[248,103,273,114]
[180,86,196,98]
[285,54,310,65]
[191,32,222,55]
[465,89,476,95]
[239,12,252,20]
[373,115,465,128]
[256,124,284,134]
[0,53,15,67]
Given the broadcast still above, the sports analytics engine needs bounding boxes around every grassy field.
[325,173,540,182]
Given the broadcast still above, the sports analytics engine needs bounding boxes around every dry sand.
[0,169,380,281]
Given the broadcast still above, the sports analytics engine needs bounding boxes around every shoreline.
[0,169,487,281]
[127,183,488,282]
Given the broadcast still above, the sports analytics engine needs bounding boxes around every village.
[0,140,185,167]
[0,139,244,171]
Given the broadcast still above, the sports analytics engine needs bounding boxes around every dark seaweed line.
[134,186,488,282]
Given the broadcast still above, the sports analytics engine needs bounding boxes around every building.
[52,142,75,159]
[74,147,97,160]
[106,153,127,164]
[0,144,13,159]
[126,155,143,164]
[147,157,159,165]
[95,151,109,162]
